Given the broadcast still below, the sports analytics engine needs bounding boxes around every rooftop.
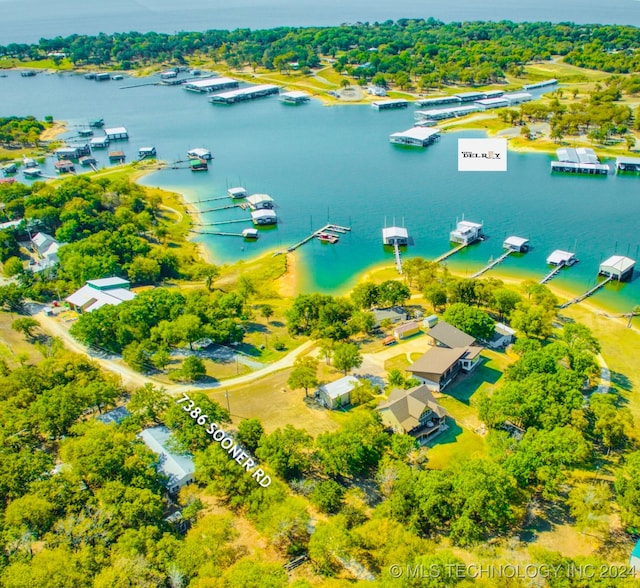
[87,276,130,289]
[378,384,447,432]
[408,346,468,375]
[600,255,635,273]
[427,321,475,348]
[185,76,236,89]
[319,375,360,399]
[382,226,409,239]
[390,127,440,141]
[104,126,127,135]
[547,250,576,264]
[139,425,195,486]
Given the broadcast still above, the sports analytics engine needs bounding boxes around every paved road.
[33,310,315,394]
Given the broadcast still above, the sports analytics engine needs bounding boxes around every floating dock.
[286,224,351,252]
[389,127,441,147]
[552,147,609,175]
[372,99,408,110]
[280,91,310,104]
[184,77,238,93]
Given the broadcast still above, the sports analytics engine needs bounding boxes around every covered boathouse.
[372,99,408,110]
[450,220,484,245]
[547,250,578,266]
[251,209,277,225]
[209,84,279,104]
[184,77,239,93]
[279,91,310,104]
[104,127,129,140]
[552,147,609,175]
[616,156,640,172]
[389,127,441,147]
[503,236,530,253]
[382,226,409,246]
[599,255,635,281]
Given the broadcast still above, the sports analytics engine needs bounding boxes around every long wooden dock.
[433,243,467,264]
[393,243,403,274]
[197,195,229,204]
[195,203,242,213]
[471,250,512,278]
[195,218,252,226]
[191,230,246,237]
[540,262,565,285]
[285,224,351,253]
[559,275,614,309]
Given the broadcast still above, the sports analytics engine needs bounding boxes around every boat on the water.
[317,232,339,244]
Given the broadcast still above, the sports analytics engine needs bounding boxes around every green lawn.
[425,421,487,470]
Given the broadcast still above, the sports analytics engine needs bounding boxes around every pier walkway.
[471,250,512,278]
[433,243,467,264]
[540,262,566,285]
[196,203,242,213]
[559,275,614,309]
[283,224,351,253]
[194,218,251,226]
[191,230,247,237]
[393,243,403,274]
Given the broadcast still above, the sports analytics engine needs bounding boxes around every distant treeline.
[2,19,640,85]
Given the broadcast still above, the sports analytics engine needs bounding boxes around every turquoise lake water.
[2,70,639,313]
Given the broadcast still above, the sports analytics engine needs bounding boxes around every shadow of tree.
[610,371,632,392]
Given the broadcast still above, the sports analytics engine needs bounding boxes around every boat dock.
[433,243,467,264]
[191,229,248,237]
[286,224,351,252]
[393,243,403,274]
[471,250,512,278]
[190,203,243,214]
[197,195,229,204]
[540,263,566,284]
[559,275,614,309]
[193,218,251,226]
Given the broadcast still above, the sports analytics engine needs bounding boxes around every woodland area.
[2,20,640,85]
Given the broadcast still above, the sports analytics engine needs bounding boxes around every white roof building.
[318,375,360,410]
[184,76,238,92]
[503,236,530,252]
[599,255,635,281]
[139,425,195,494]
[546,250,577,266]
[66,276,135,313]
[382,226,409,245]
[450,220,484,245]
[228,187,247,198]
[251,209,277,225]
[389,127,441,147]
[246,193,275,209]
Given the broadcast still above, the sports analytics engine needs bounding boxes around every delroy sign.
[458,138,508,172]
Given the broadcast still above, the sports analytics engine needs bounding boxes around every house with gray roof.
[407,345,482,392]
[426,321,475,349]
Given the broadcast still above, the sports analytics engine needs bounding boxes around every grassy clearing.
[0,312,45,368]
[212,367,341,436]
[383,353,411,372]
[426,422,487,470]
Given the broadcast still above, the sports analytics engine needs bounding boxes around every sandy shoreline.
[39,121,67,141]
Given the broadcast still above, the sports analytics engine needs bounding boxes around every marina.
[3,70,640,312]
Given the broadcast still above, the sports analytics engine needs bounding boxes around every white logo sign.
[458,138,507,172]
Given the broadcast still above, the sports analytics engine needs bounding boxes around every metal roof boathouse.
[372,99,408,110]
[389,127,441,147]
[209,84,279,104]
[279,91,310,104]
[184,77,239,93]
[104,126,128,140]
[552,147,609,175]
[599,255,635,281]
[616,156,640,173]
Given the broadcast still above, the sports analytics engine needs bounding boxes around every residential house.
[317,375,360,410]
[30,231,62,273]
[426,321,475,349]
[372,306,408,328]
[66,276,136,313]
[139,425,195,494]
[377,384,448,443]
[407,345,482,392]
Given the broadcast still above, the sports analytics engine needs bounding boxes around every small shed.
[393,321,421,341]
[382,226,409,246]
[599,255,635,282]
[423,314,438,329]
[488,323,516,349]
[503,236,529,253]
[317,376,360,410]
[546,250,577,266]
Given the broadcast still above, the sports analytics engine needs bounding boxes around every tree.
[260,304,274,321]
[128,383,169,424]
[236,418,265,453]
[256,425,312,480]
[492,288,522,319]
[615,451,640,531]
[511,302,554,339]
[442,303,495,340]
[387,368,405,388]
[287,356,318,397]
[347,310,375,335]
[311,480,345,514]
[333,342,362,375]
[192,263,219,291]
[175,356,206,382]
[590,393,633,450]
[11,317,40,340]
[3,256,24,277]
[567,483,611,534]
[350,282,380,310]
[378,280,411,307]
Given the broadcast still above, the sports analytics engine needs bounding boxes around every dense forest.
[2,20,640,85]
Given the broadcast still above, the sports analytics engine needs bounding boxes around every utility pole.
[224,390,230,414]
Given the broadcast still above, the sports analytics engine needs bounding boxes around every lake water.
[2,70,639,313]
[1,0,640,44]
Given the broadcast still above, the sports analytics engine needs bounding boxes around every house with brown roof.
[407,345,482,392]
[377,384,448,443]
[426,321,475,349]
